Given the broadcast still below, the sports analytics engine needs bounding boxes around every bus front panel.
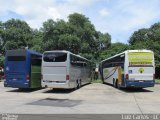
[42,52,70,88]
[126,51,155,88]
[4,50,30,88]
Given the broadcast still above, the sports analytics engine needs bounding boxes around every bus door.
[30,55,42,88]
[43,52,68,83]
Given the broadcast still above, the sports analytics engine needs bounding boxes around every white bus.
[41,50,91,89]
[100,50,155,88]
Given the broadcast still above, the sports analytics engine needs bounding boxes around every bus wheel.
[116,79,121,89]
[113,79,118,88]
[79,79,82,88]
[76,80,80,89]
[136,88,143,90]
[102,80,105,84]
[114,79,118,88]
[117,82,120,89]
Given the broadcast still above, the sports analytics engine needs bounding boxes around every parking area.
[0,81,160,114]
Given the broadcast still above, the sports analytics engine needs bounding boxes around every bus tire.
[116,80,121,89]
[75,80,80,89]
[115,79,121,89]
[79,79,82,88]
[113,79,118,88]
[113,79,115,87]
[137,88,143,90]
[102,80,105,84]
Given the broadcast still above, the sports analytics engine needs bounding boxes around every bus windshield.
[43,52,67,62]
[128,52,153,66]
[8,56,26,61]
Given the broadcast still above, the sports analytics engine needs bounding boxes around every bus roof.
[6,49,42,56]
[101,49,153,63]
[43,50,89,61]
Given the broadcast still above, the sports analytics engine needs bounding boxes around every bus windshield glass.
[8,56,26,61]
[128,52,153,66]
[43,52,67,62]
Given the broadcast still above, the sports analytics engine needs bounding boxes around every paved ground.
[0,81,160,114]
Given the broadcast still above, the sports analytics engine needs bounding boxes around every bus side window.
[70,54,88,67]
[31,55,42,66]
[84,62,87,67]
[70,55,77,66]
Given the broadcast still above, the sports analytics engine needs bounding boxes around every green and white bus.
[100,50,155,88]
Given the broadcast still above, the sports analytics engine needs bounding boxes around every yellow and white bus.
[100,50,155,88]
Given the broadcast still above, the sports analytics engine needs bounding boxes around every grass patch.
[91,79,103,83]
[155,79,160,84]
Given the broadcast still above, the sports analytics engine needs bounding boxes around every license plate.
[139,80,144,82]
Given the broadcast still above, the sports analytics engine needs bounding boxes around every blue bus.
[4,49,42,89]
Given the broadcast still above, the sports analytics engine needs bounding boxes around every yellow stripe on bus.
[118,66,122,85]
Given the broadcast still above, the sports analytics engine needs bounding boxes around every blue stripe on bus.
[125,80,155,88]
[4,80,29,88]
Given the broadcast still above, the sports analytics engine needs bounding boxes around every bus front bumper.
[41,80,72,89]
[4,80,30,88]
[125,80,155,88]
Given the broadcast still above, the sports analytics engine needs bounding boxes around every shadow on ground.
[103,83,153,93]
[43,88,75,94]
[121,88,153,93]
[43,83,91,94]
[7,88,43,93]
[27,98,82,107]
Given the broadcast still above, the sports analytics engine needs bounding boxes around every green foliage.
[0,21,4,52]
[42,19,70,50]
[30,29,43,52]
[155,79,160,84]
[58,34,81,54]
[0,55,4,66]
[129,28,149,45]
[42,13,104,60]
[2,19,33,50]
[100,43,129,60]
[68,13,90,27]
[98,31,111,49]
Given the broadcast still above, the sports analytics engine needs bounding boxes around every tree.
[42,19,70,51]
[42,13,102,58]
[58,34,80,54]
[100,42,129,60]
[30,29,43,52]
[98,32,111,49]
[68,13,100,56]
[2,19,33,50]
[0,21,4,53]
[68,13,90,28]
[129,28,149,45]
[0,55,4,67]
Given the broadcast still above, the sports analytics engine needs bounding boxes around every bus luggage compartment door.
[128,67,154,81]
[42,65,67,82]
[5,61,28,88]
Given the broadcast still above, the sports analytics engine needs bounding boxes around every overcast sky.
[0,0,160,43]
